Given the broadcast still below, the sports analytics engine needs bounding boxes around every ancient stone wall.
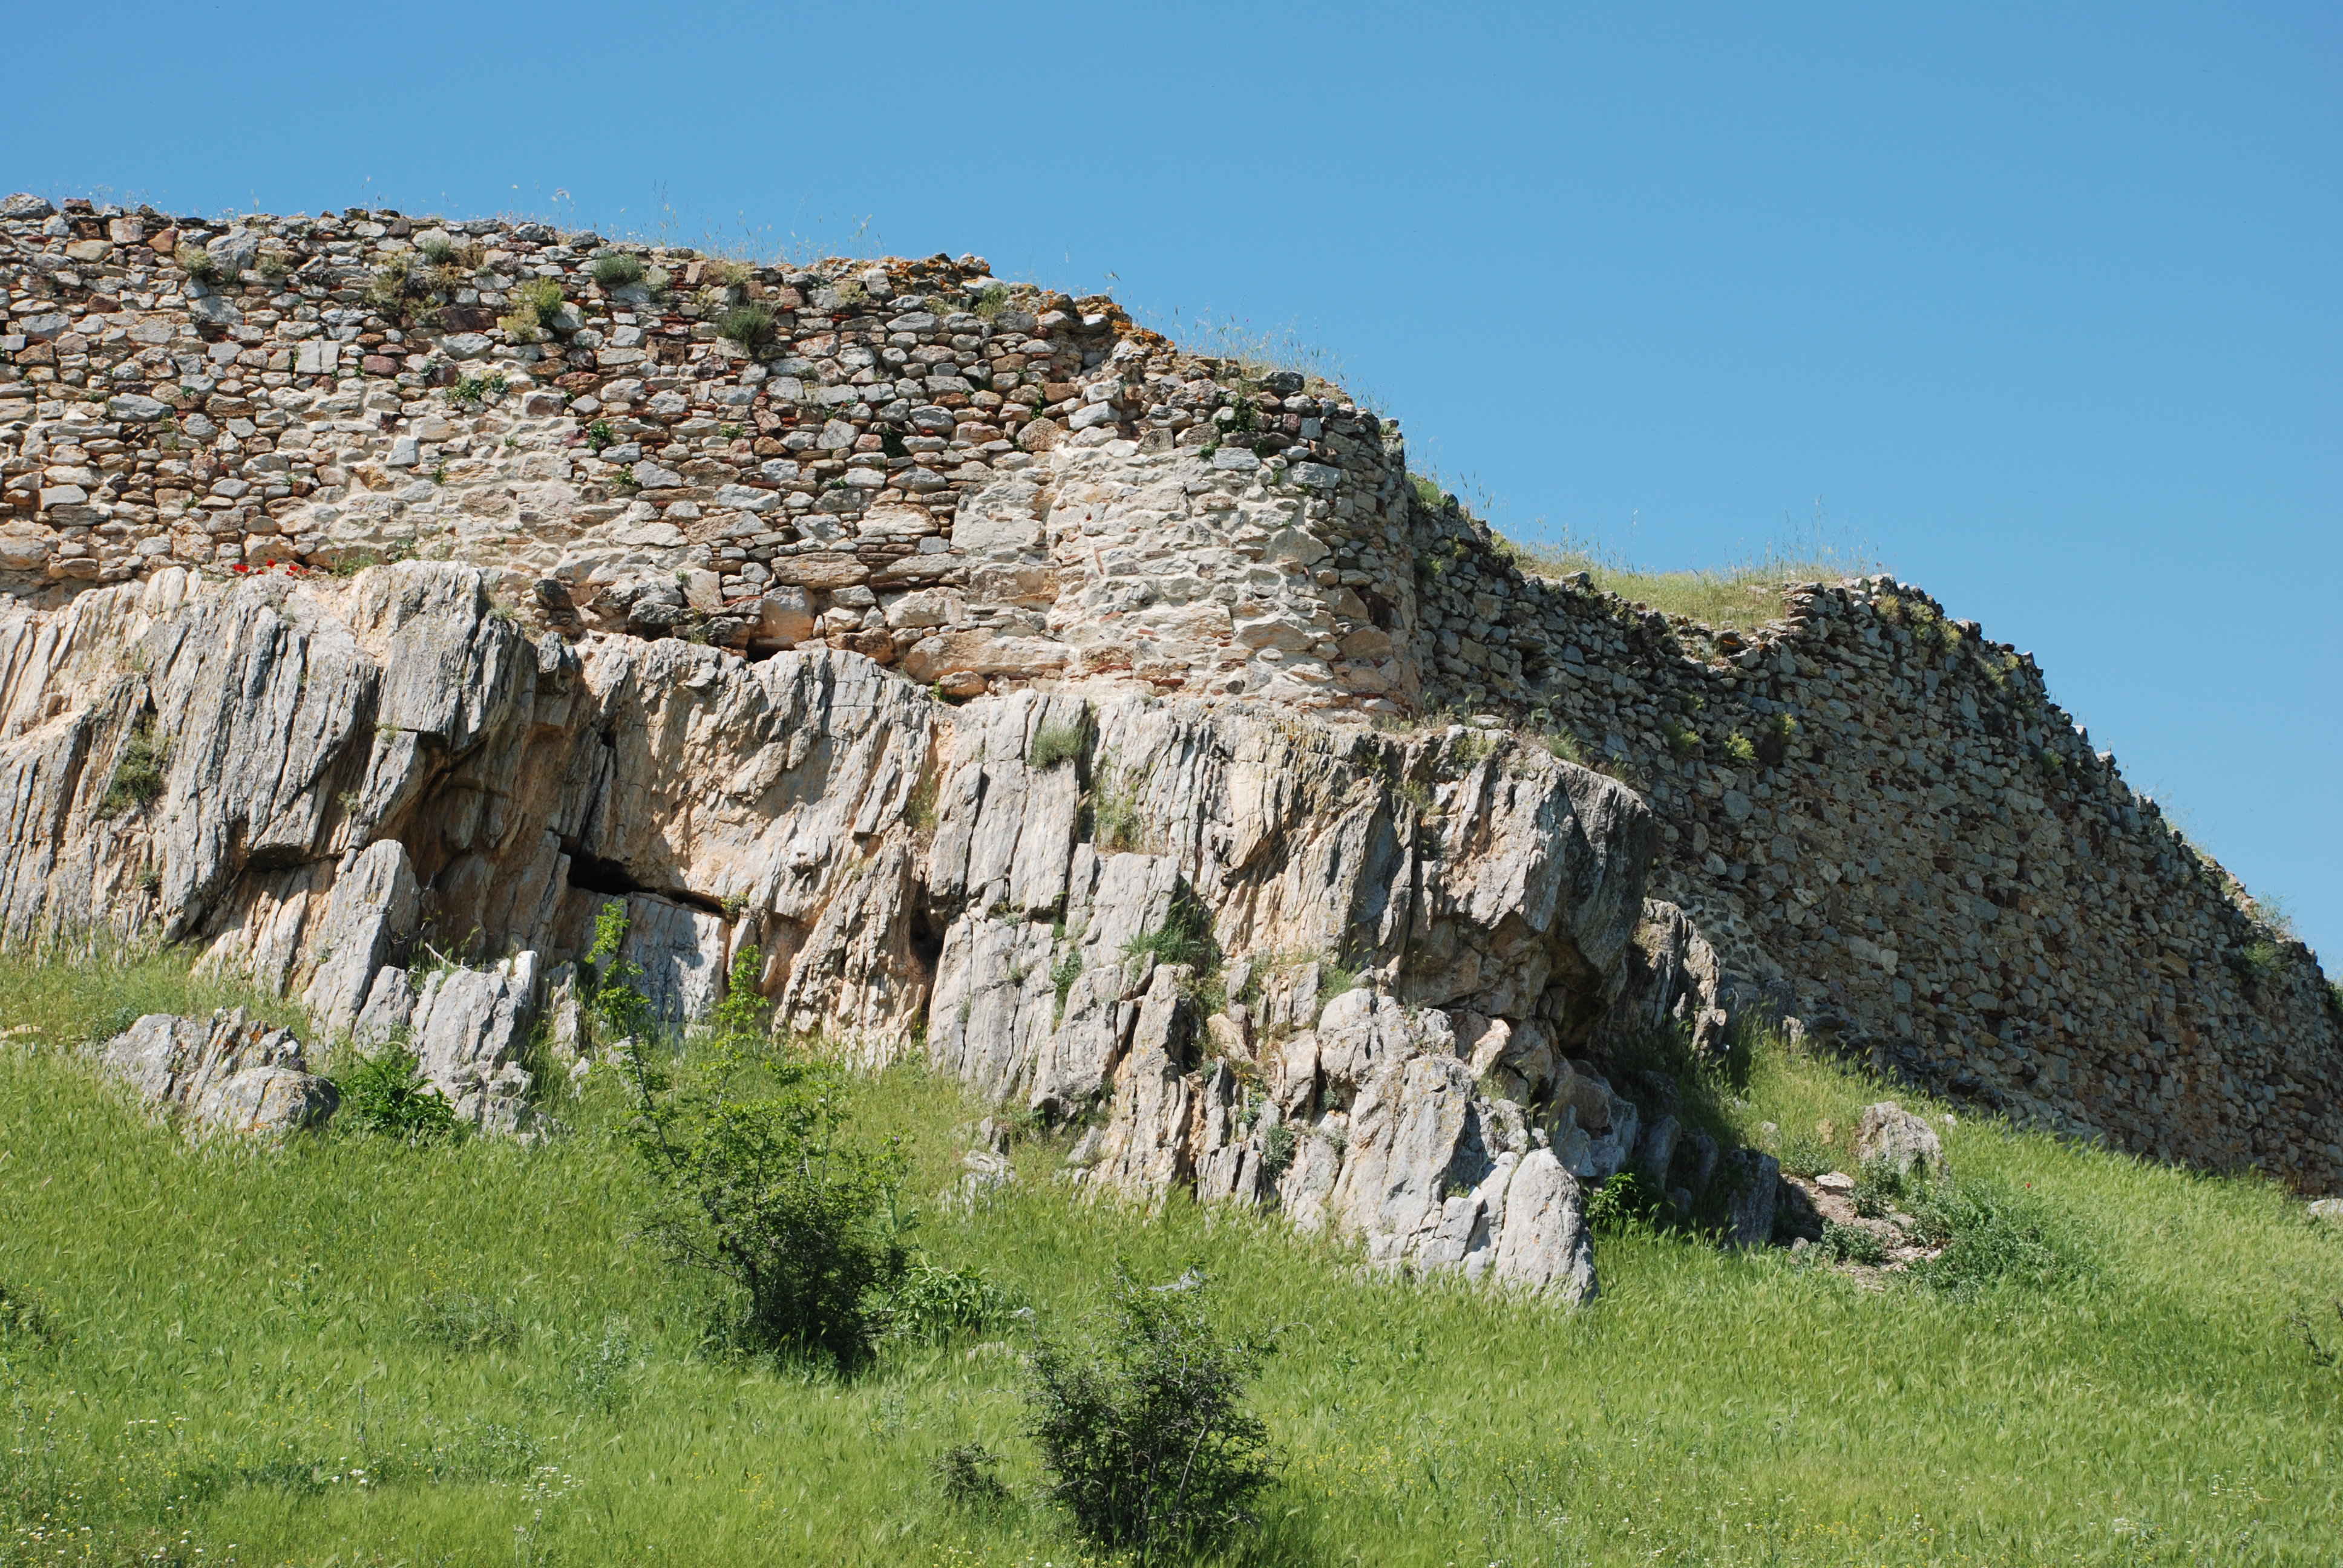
[2,194,2334,1189]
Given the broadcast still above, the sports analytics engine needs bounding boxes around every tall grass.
[4,944,2341,1565]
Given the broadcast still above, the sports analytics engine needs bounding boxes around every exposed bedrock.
[8,563,1691,1294]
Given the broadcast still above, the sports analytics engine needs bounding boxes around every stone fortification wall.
[1395,502,2341,1184]
[2,193,2334,1189]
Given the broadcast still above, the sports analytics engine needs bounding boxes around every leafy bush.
[716,303,776,349]
[97,716,169,816]
[408,1290,518,1351]
[583,901,654,1044]
[934,1443,1014,1511]
[1050,945,1084,1023]
[1851,1157,1906,1220]
[1027,1272,1276,1560]
[1027,717,1087,771]
[1820,1220,1887,1266]
[1259,1121,1298,1179]
[591,252,646,289]
[1725,732,1759,766]
[336,1040,461,1143]
[620,943,908,1368]
[416,234,456,265]
[886,1262,1017,1343]
[1907,1181,2083,1297]
[1587,1169,1664,1233]
[499,276,566,341]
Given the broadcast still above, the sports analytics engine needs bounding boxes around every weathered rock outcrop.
[4,562,1666,1293]
[96,1008,336,1135]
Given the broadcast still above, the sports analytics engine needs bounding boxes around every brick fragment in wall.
[0,200,2333,1189]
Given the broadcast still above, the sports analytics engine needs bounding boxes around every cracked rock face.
[8,563,1671,1297]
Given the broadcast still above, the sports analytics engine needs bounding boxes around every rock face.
[96,1008,337,1136]
[2,194,2337,1200]
[0,562,1660,1291]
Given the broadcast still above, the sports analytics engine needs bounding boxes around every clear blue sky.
[13,2,2338,959]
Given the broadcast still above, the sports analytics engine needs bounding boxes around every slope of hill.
[4,944,2342,1567]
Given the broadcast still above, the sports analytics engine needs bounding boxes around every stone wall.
[3,193,2335,1189]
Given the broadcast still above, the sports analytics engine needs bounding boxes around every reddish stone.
[360,354,399,377]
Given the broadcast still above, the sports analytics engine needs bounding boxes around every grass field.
[5,943,2342,1566]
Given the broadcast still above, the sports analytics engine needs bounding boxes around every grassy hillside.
[4,944,2342,1566]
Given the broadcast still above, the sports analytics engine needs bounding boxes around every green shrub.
[619,945,908,1368]
[1662,719,1701,759]
[1772,1128,1836,1179]
[1725,732,1759,766]
[1820,1220,1887,1266]
[591,252,646,288]
[1050,946,1083,1023]
[1027,1272,1276,1559]
[2236,939,2286,984]
[97,716,169,816]
[715,303,776,350]
[1587,1169,1664,1233]
[499,276,566,341]
[1087,759,1146,852]
[585,419,617,453]
[445,370,508,408]
[416,234,456,265]
[933,1442,1014,1511]
[1851,1159,1902,1219]
[175,243,221,283]
[1259,1121,1298,1179]
[1907,1181,2083,1297]
[336,1039,462,1143]
[885,1262,1016,1343]
[408,1290,519,1351]
[971,283,1011,321]
[0,1279,56,1347]
[1027,717,1087,771]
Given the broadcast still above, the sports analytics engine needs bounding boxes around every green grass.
[1492,528,1883,633]
[5,942,2343,1565]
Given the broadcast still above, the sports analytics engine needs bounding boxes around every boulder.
[1855,1101,1945,1180]
[408,952,539,1134]
[1721,1148,1781,1248]
[96,1010,338,1137]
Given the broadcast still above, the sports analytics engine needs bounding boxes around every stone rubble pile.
[2,192,2335,1201]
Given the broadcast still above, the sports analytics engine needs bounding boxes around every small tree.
[1027,1271,1276,1563]
[618,941,909,1368]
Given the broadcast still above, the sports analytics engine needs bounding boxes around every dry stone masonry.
[3,194,2335,1209]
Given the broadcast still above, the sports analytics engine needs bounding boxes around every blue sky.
[12,2,2338,957]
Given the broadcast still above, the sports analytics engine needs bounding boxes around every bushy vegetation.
[333,1037,461,1143]
[1027,1271,1276,1560]
[96,714,169,816]
[589,252,646,289]
[5,939,2343,1564]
